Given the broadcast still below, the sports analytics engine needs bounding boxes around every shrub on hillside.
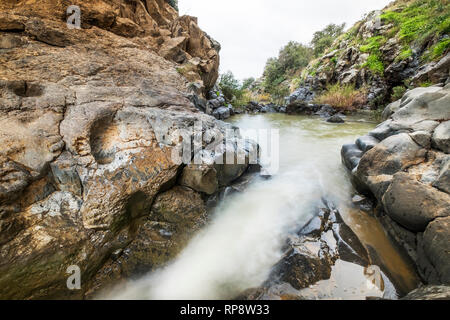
[218,71,243,102]
[315,84,367,111]
[262,42,313,100]
[311,23,346,57]
[391,86,408,101]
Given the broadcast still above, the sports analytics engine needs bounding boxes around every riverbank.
[101,113,421,300]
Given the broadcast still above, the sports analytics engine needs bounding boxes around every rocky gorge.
[0,0,449,301]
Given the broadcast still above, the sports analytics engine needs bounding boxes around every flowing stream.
[106,113,420,300]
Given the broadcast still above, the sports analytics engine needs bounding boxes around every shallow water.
[106,113,420,300]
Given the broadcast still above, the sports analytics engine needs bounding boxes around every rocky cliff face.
[0,0,255,299]
[290,0,449,108]
[342,84,450,285]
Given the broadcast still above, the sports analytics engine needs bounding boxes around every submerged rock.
[326,115,345,123]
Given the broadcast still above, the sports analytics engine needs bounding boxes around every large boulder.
[85,186,208,296]
[0,0,254,300]
[382,173,450,232]
[420,217,450,284]
[433,157,450,194]
[356,133,426,200]
[432,121,450,153]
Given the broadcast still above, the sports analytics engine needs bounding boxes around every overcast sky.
[179,0,393,80]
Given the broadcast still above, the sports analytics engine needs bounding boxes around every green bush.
[391,86,407,101]
[262,42,313,100]
[241,77,256,90]
[218,71,243,102]
[380,0,450,60]
[360,36,385,75]
[396,46,413,61]
[430,38,450,60]
[311,23,346,57]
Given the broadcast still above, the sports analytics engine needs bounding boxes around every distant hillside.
[253,0,449,110]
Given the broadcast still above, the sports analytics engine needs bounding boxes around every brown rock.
[382,173,450,232]
[0,0,227,299]
[421,217,450,284]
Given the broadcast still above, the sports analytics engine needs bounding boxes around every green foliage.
[311,23,346,57]
[430,38,450,60]
[364,55,384,74]
[241,77,256,90]
[166,0,178,11]
[262,42,313,100]
[396,46,413,61]
[233,90,253,107]
[218,71,243,102]
[360,36,385,53]
[391,86,407,102]
[380,0,450,59]
[360,36,385,75]
[419,81,434,87]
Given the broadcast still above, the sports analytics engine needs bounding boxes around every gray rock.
[179,164,219,195]
[392,86,450,127]
[267,202,369,291]
[315,104,336,118]
[341,144,364,171]
[380,214,418,263]
[402,285,450,300]
[412,53,450,85]
[433,157,450,194]
[327,115,345,123]
[381,100,401,121]
[432,121,450,153]
[50,152,82,197]
[286,86,315,104]
[357,133,426,178]
[212,106,231,120]
[421,217,450,284]
[356,135,379,152]
[410,131,432,149]
[369,120,398,141]
[382,173,450,232]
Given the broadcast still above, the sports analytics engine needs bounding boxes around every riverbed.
[106,113,420,300]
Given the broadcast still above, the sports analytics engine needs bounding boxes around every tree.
[262,42,313,97]
[311,23,346,57]
[218,71,243,101]
[242,77,256,90]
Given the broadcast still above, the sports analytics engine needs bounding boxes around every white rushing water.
[106,114,377,300]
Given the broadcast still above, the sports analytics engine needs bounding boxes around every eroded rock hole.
[89,117,120,165]
[12,81,44,97]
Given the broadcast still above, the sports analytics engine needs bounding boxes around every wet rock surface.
[236,200,399,300]
[402,285,450,300]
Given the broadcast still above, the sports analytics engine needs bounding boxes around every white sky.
[179,0,393,80]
